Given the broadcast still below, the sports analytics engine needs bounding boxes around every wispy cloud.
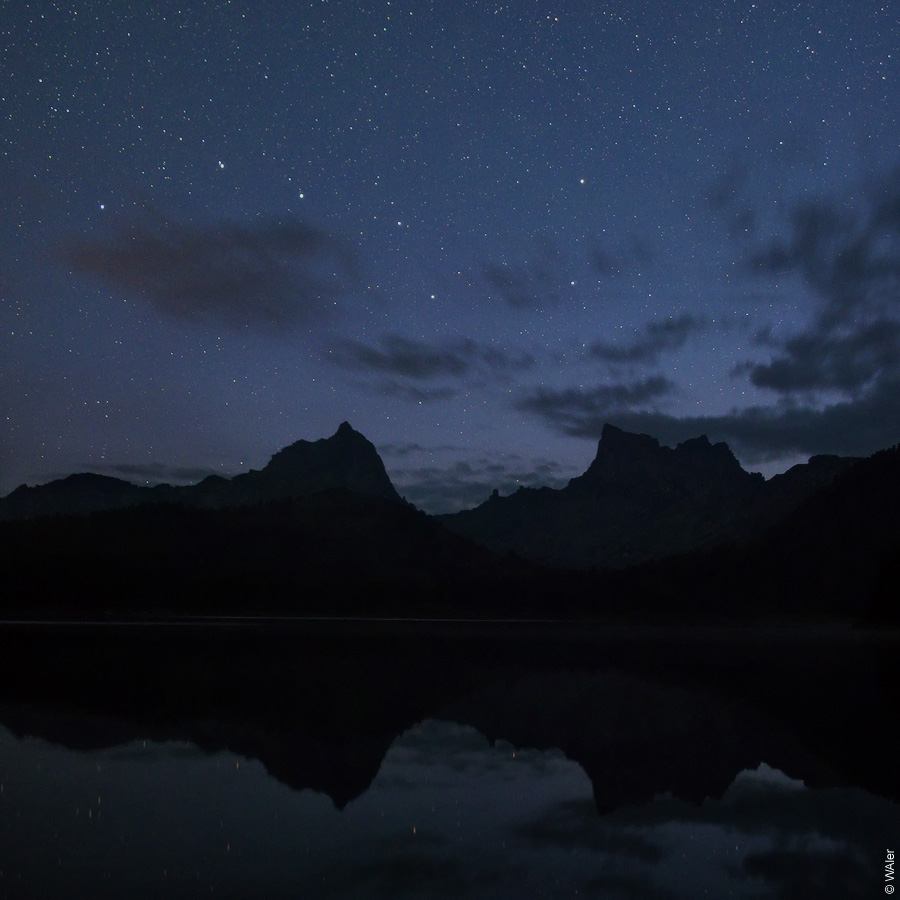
[481,237,572,310]
[586,315,706,365]
[515,377,676,430]
[332,335,472,379]
[329,334,536,401]
[735,320,900,395]
[528,160,900,463]
[740,164,900,397]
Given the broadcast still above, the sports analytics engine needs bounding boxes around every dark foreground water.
[0,621,897,898]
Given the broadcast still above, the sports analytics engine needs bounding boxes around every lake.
[0,620,896,898]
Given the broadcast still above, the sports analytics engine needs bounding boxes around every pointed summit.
[231,423,403,504]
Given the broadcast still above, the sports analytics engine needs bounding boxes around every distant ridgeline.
[2,422,899,623]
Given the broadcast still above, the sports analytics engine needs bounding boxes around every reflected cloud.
[1,625,898,900]
[513,798,664,859]
[739,845,867,900]
[310,853,506,900]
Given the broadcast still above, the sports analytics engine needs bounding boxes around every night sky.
[3,1,900,512]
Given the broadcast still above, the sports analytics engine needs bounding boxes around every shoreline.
[1,614,897,643]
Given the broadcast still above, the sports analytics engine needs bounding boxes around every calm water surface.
[0,621,896,898]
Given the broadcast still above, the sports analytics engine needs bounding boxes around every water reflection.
[0,622,897,898]
[0,719,893,899]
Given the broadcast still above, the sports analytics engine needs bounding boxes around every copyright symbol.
[886,885,894,894]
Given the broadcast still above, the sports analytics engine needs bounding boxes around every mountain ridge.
[2,421,900,623]
[0,421,404,520]
[439,423,859,569]
[0,420,868,573]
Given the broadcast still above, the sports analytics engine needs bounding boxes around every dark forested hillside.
[0,489,569,620]
[592,443,900,624]
[2,424,898,625]
[440,424,857,570]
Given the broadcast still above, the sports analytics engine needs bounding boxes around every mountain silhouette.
[4,421,899,624]
[0,422,403,520]
[0,487,561,619]
[0,472,150,520]
[440,423,858,569]
[228,421,403,505]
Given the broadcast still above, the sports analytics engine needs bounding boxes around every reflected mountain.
[1,623,897,814]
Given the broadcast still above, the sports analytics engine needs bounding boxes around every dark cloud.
[333,335,470,379]
[740,164,900,397]
[737,319,900,394]
[63,217,360,331]
[516,377,675,427]
[330,334,536,382]
[587,315,706,365]
[518,374,900,462]
[740,847,867,900]
[747,198,866,313]
[512,799,664,860]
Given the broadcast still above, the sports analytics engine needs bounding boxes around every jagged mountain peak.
[276,420,362,450]
[237,422,403,504]
[441,422,817,569]
[580,423,748,487]
[673,433,746,476]
[0,423,405,520]
[263,422,384,478]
